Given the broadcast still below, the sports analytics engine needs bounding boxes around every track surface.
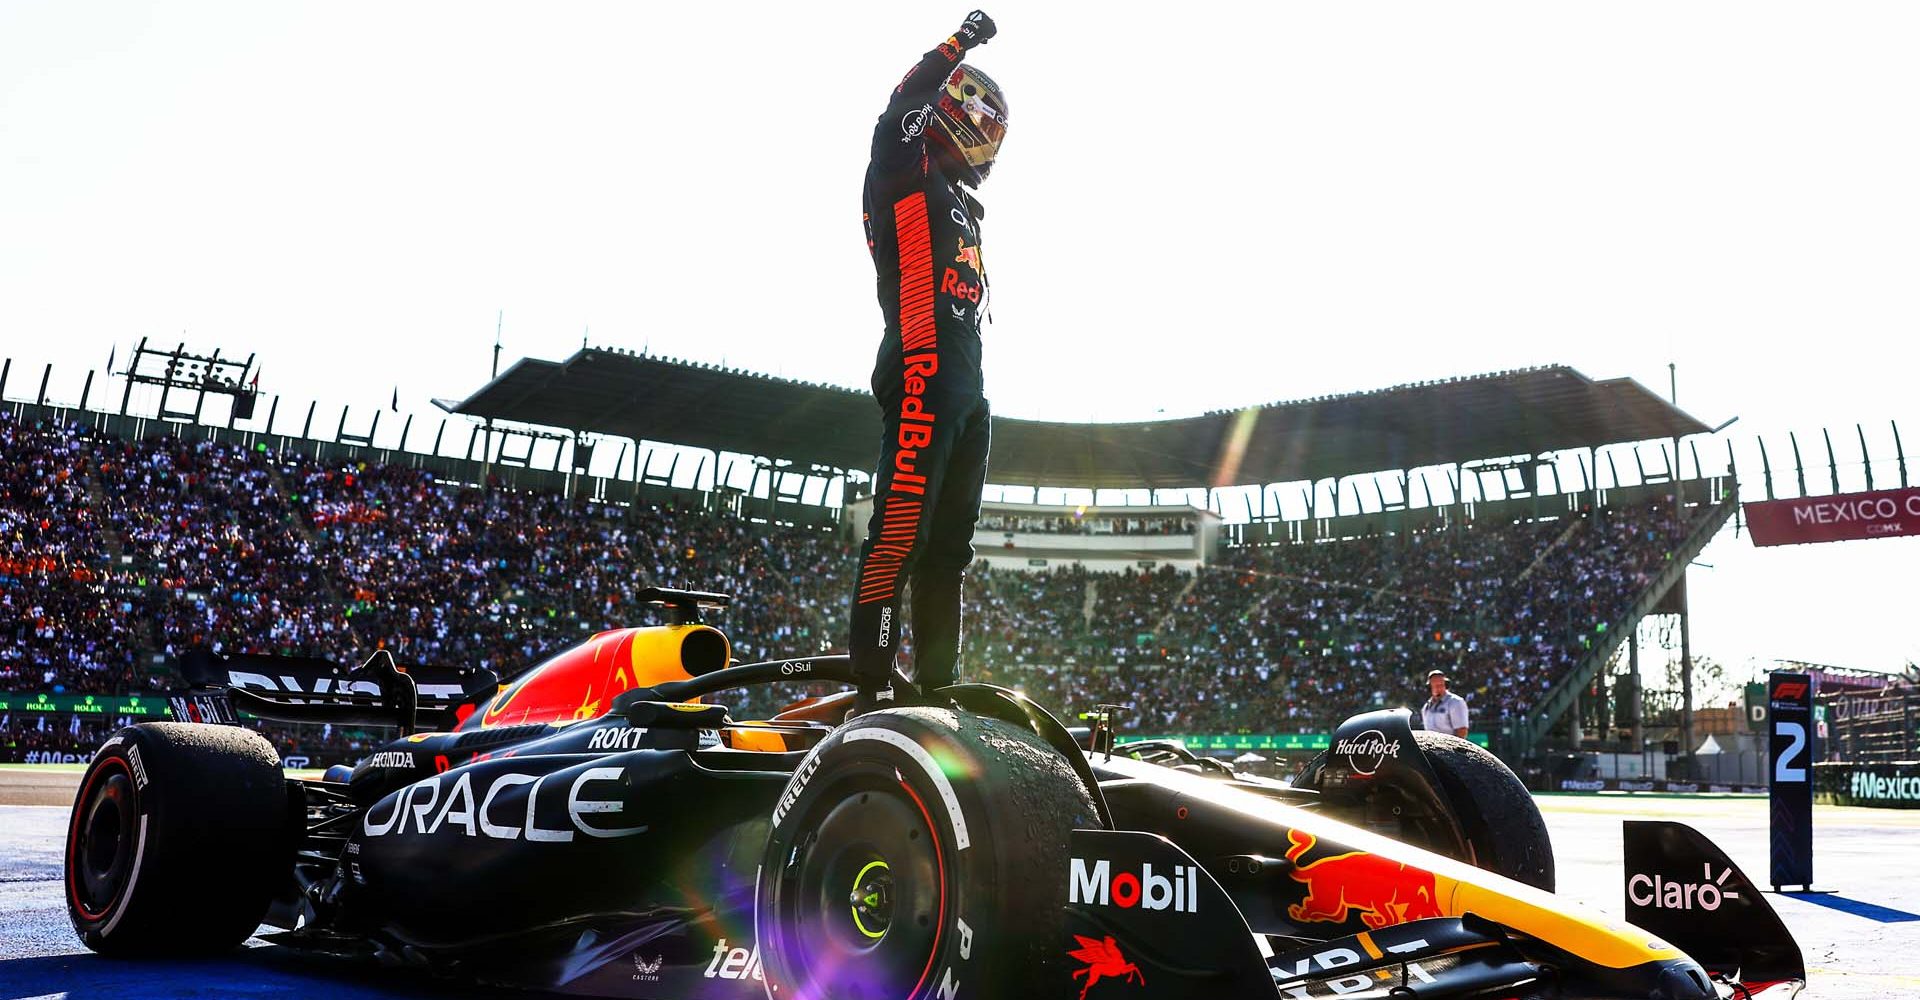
[5,769,1918,999]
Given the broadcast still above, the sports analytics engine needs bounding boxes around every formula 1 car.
[65,588,1803,999]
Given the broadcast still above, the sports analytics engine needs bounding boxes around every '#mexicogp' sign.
[1815,762,1920,809]
[1745,487,1920,546]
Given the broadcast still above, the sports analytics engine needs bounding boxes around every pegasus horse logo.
[1069,935,1144,998]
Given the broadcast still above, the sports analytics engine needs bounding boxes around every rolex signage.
[0,693,169,716]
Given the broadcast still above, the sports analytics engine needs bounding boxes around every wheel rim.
[849,859,894,939]
[70,759,137,920]
[773,772,946,1000]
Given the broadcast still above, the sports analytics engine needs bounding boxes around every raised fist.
[955,10,996,49]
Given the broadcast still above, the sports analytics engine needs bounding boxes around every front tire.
[1415,731,1555,891]
[65,722,290,955]
[756,707,1099,1000]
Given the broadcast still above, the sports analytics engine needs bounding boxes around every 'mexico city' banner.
[1744,486,1920,546]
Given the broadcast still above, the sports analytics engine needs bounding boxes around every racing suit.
[847,34,992,693]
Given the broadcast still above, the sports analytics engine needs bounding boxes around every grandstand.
[1,354,1733,780]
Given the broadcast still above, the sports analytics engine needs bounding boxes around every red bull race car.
[64,588,1803,998]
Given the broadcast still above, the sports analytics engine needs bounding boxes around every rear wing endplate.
[1623,820,1805,987]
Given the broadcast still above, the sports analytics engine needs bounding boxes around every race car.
[64,587,1803,999]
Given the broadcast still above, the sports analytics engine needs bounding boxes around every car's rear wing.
[169,648,498,735]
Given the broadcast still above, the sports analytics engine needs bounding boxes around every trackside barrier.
[1553,778,1765,794]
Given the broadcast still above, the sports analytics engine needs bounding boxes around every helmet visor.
[936,94,1007,167]
[961,95,1007,148]
[937,69,1008,168]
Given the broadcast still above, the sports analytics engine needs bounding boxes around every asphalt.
[0,768,86,807]
[4,771,1917,999]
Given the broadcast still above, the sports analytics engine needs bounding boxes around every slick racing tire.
[65,722,290,955]
[1414,731,1555,892]
[756,707,1099,1000]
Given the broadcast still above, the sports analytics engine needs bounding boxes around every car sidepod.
[338,723,794,997]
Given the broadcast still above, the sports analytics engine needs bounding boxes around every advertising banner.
[1,745,341,767]
[1768,672,1815,888]
[1554,778,1766,794]
[1815,762,1920,809]
[0,692,171,717]
[0,747,95,764]
[1744,486,1920,546]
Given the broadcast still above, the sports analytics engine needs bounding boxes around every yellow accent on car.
[626,624,729,694]
[1435,874,1685,971]
[727,728,789,753]
[480,675,530,726]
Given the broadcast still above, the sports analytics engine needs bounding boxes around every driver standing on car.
[847,11,1007,715]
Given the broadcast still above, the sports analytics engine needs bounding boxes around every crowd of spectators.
[293,458,536,671]
[96,434,349,662]
[972,503,1697,733]
[0,413,155,695]
[1,413,1709,761]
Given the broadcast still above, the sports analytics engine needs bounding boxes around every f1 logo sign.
[1768,672,1814,888]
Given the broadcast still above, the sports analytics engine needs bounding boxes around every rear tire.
[1415,731,1555,891]
[65,722,290,955]
[756,707,1099,1000]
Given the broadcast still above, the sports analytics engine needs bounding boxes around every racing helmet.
[930,64,1008,185]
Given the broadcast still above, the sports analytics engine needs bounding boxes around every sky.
[1,2,1916,681]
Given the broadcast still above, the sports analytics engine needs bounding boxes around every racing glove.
[954,10,996,50]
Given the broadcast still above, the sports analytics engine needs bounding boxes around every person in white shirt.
[1420,669,1469,737]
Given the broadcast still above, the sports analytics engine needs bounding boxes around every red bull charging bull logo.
[1283,830,1443,930]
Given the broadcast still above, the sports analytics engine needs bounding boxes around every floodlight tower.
[118,337,260,421]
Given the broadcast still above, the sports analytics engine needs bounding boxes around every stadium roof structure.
[441,349,1712,489]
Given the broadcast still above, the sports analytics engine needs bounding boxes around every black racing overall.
[848,35,993,694]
